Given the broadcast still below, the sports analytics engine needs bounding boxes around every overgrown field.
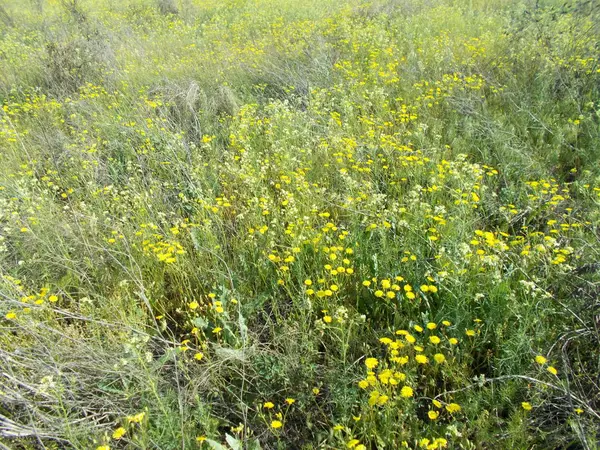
[1,0,599,448]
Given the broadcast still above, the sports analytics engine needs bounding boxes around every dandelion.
[264,402,274,409]
[323,315,332,323]
[522,402,532,411]
[448,338,459,345]
[466,329,475,337]
[312,387,320,395]
[547,366,558,375]
[365,357,379,369]
[194,352,203,361]
[377,394,389,405]
[429,336,441,345]
[127,412,145,423]
[400,386,413,398]
[112,427,126,439]
[433,353,446,364]
[374,290,384,298]
[5,312,16,320]
[428,410,439,420]
[271,420,282,429]
[188,301,199,310]
[445,403,461,413]
[212,327,222,334]
[285,398,295,405]
[415,354,428,364]
[304,279,312,286]
[427,322,437,330]
[48,295,58,303]
[358,380,369,389]
[535,355,547,365]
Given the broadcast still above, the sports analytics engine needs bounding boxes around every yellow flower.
[377,394,389,406]
[432,399,442,408]
[428,410,439,420]
[442,320,451,326]
[433,353,446,364]
[448,338,459,345]
[535,355,547,365]
[285,398,295,405]
[127,412,145,423]
[362,280,371,287]
[405,334,416,344]
[188,301,199,310]
[547,366,558,375]
[194,352,204,361]
[521,402,532,411]
[212,327,222,334]
[429,336,441,345]
[312,388,320,395]
[414,325,423,333]
[264,402,274,409]
[374,290,384,298]
[96,446,110,450]
[415,354,428,364]
[400,386,413,398]
[271,420,282,429]
[196,436,207,442]
[427,322,437,330]
[112,427,126,439]
[5,312,16,320]
[304,279,312,286]
[323,315,332,323]
[365,358,379,369]
[48,295,58,303]
[466,329,475,337]
[347,439,360,448]
[386,291,395,299]
[445,403,461,413]
[358,380,369,389]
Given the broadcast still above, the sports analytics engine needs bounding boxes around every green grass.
[1,0,599,448]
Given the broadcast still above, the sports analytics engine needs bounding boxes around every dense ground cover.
[1,0,599,448]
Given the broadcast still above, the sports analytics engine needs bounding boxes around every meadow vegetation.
[1,0,600,448]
